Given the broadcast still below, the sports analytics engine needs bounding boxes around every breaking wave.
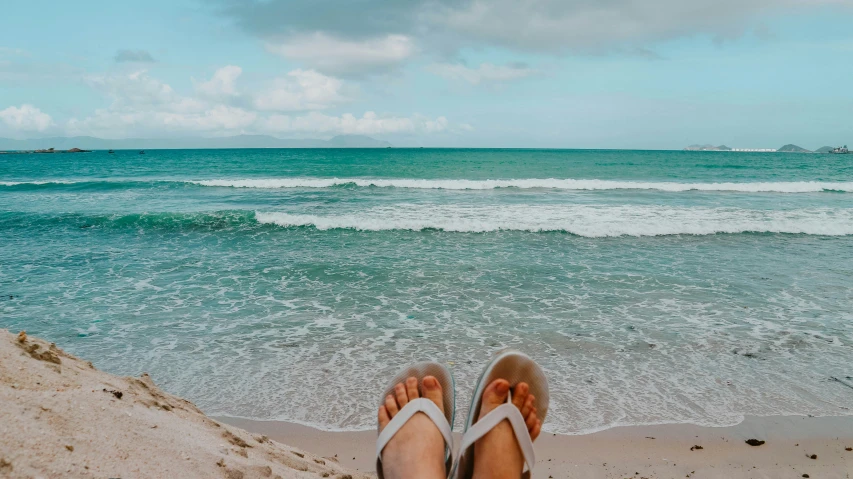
[0,180,77,186]
[6,206,853,237]
[255,205,853,237]
[3,178,853,193]
[192,178,853,193]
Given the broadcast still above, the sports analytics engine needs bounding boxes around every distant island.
[684,143,850,154]
[776,144,811,153]
[683,144,732,151]
[0,147,93,155]
[0,134,392,151]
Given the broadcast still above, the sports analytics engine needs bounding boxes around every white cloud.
[427,62,536,85]
[66,105,259,138]
[265,33,415,75]
[254,69,347,111]
[68,70,254,137]
[195,65,243,98]
[0,104,54,131]
[261,111,448,135]
[87,70,204,112]
[62,68,453,139]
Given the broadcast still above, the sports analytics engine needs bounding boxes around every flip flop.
[454,350,549,479]
[376,361,456,479]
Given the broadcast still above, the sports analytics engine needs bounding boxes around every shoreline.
[3,328,852,478]
[221,415,853,478]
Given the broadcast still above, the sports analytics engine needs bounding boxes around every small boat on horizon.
[108,149,115,154]
[139,150,145,155]
[829,145,849,154]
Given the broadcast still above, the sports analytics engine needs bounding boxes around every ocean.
[1,148,851,434]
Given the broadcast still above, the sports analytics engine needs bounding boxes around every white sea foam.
[4,177,853,192]
[193,178,853,192]
[0,180,76,186]
[255,205,853,236]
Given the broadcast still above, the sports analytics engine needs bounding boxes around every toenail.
[496,381,509,394]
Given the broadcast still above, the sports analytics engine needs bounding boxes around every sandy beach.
[223,415,853,479]
[0,329,369,479]
[2,329,851,478]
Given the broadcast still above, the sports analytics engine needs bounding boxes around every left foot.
[471,379,541,479]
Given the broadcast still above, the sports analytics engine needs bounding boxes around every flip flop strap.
[376,398,454,463]
[459,394,535,472]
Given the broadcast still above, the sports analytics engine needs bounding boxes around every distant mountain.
[326,135,392,148]
[815,146,836,153]
[777,144,812,153]
[683,144,731,151]
[0,134,392,151]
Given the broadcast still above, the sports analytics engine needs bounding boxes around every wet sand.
[222,414,853,478]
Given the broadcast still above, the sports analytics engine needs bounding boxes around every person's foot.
[378,376,448,479]
[472,379,541,479]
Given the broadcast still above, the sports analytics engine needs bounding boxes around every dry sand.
[3,328,852,478]
[0,329,369,479]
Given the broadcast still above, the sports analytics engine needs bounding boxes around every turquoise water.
[2,148,852,433]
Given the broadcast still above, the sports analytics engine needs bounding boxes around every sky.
[0,0,851,148]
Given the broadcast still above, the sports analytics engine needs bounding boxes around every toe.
[385,394,400,417]
[525,409,537,430]
[422,376,445,413]
[511,382,528,410]
[479,379,510,418]
[530,419,542,441]
[406,377,420,400]
[378,405,391,430]
[395,383,409,408]
[521,394,535,418]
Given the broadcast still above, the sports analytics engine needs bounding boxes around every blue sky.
[1,0,851,148]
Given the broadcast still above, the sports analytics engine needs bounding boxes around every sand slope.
[0,329,372,479]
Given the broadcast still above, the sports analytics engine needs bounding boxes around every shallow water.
[2,148,852,433]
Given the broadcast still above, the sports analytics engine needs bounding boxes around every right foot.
[472,379,542,479]
[377,376,447,479]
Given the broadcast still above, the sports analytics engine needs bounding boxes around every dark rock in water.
[745,439,765,446]
[690,445,704,451]
[809,454,817,459]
